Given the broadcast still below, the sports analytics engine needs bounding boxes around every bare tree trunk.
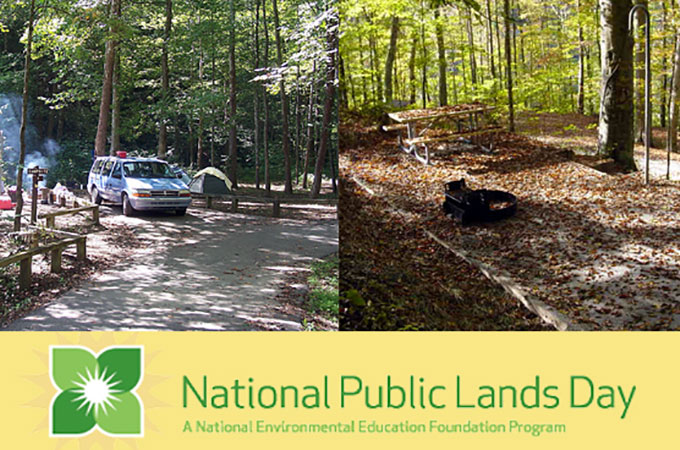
[466,7,478,86]
[303,62,316,190]
[633,0,648,143]
[494,0,503,82]
[504,0,514,132]
[94,0,121,156]
[312,9,337,198]
[110,50,121,155]
[338,53,349,109]
[272,0,293,194]
[158,0,172,158]
[229,0,238,187]
[13,0,36,232]
[667,34,680,156]
[366,13,382,104]
[577,0,585,114]
[263,0,271,194]
[434,7,447,106]
[254,0,261,189]
[408,33,417,104]
[661,0,668,128]
[197,44,205,168]
[384,16,399,103]
[295,65,301,184]
[598,0,635,169]
[486,0,496,79]
[420,0,427,108]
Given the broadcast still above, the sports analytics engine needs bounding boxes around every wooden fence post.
[206,196,213,209]
[231,198,238,213]
[272,199,281,218]
[19,258,31,290]
[51,248,62,273]
[76,238,86,261]
[92,207,100,225]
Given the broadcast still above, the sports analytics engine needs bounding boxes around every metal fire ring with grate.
[443,179,517,225]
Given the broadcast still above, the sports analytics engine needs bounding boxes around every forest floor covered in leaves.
[517,111,680,180]
[340,111,680,330]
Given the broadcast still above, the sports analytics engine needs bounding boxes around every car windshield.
[123,161,175,179]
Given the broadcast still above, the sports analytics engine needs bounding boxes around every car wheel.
[175,208,187,216]
[122,193,135,217]
[91,187,102,205]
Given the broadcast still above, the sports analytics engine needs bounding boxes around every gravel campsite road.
[5,207,337,331]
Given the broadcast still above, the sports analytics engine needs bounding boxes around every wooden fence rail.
[0,231,87,290]
[38,205,99,228]
[192,194,337,218]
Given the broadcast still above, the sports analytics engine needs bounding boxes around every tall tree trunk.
[158,0,172,158]
[254,0,261,189]
[338,53,349,109]
[494,0,503,82]
[197,45,205,168]
[661,0,668,128]
[577,0,585,114]
[229,0,238,187]
[420,0,427,108]
[13,0,36,232]
[634,0,648,143]
[451,46,458,103]
[667,34,680,156]
[272,0,293,194]
[466,8,478,86]
[384,16,399,103]
[486,0,496,78]
[110,50,121,155]
[94,0,121,156]
[295,65,301,184]
[359,35,368,104]
[328,131,337,194]
[504,0,514,131]
[408,33,417,104]
[598,0,635,169]
[512,1,517,68]
[303,62,316,190]
[211,44,216,167]
[434,7,447,106]
[263,0,271,194]
[312,9,337,198]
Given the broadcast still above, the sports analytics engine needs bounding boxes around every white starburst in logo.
[71,366,123,417]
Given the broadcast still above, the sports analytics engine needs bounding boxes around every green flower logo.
[49,345,144,437]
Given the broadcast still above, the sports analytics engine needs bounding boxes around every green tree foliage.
[339,0,678,126]
[0,0,338,191]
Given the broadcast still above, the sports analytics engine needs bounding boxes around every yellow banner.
[0,332,676,448]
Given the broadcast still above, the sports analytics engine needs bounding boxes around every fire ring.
[443,179,517,225]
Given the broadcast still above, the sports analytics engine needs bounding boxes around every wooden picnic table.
[384,104,500,164]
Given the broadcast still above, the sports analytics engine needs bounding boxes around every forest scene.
[339,0,680,330]
[0,0,339,331]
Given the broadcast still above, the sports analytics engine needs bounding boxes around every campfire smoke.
[0,94,62,189]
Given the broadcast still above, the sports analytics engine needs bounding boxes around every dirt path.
[4,207,337,331]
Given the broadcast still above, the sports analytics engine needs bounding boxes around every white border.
[48,345,145,438]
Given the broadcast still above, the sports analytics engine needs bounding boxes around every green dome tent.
[188,167,233,194]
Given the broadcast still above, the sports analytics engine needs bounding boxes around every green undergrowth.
[307,254,339,320]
